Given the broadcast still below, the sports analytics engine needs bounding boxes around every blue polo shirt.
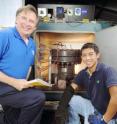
[74,63,117,118]
[0,27,36,79]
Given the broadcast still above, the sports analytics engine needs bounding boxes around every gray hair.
[16,4,38,18]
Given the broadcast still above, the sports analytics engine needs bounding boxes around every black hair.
[81,43,99,54]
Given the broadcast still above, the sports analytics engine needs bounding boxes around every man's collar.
[13,27,22,40]
[13,27,32,46]
[85,63,101,75]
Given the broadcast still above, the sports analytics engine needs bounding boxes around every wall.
[0,0,25,27]
[95,25,117,69]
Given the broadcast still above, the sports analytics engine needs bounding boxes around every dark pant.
[0,83,45,124]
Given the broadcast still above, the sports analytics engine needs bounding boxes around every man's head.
[81,43,100,70]
[15,5,39,39]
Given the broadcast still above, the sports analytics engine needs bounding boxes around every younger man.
[56,43,117,124]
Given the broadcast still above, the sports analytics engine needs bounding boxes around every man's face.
[15,10,38,37]
[81,48,100,69]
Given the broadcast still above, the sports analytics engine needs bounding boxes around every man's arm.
[0,71,31,91]
[103,86,117,122]
[71,82,79,91]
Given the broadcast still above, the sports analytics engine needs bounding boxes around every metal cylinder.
[51,49,81,83]
[58,62,74,80]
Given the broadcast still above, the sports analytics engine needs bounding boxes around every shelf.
[37,22,102,33]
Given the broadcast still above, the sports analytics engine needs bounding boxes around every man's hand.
[0,71,33,91]
[13,79,32,91]
[88,113,107,124]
